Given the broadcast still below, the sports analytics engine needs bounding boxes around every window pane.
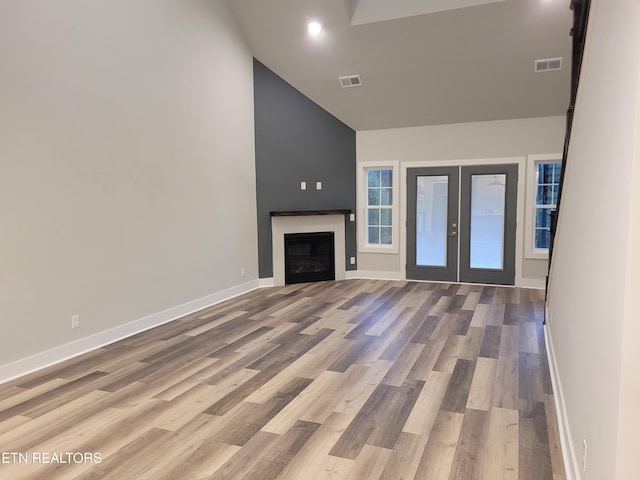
[545,185,554,204]
[380,227,392,244]
[364,166,395,249]
[367,169,380,187]
[537,185,554,205]
[470,174,505,269]
[535,228,550,249]
[553,163,562,180]
[368,227,379,244]
[536,208,550,228]
[380,208,392,226]
[368,188,380,206]
[380,188,392,206]
[368,208,380,226]
[416,175,448,267]
[380,169,393,188]
[532,162,561,252]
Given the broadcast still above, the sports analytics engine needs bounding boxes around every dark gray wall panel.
[254,59,356,278]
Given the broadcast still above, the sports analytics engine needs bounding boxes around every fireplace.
[284,232,335,284]
[270,211,348,286]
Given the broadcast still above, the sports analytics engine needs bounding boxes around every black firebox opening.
[284,232,335,285]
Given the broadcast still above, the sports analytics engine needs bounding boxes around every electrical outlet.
[349,213,355,222]
[300,181,306,190]
[240,267,245,277]
[71,314,79,329]
[582,439,587,471]
[350,256,356,265]
[316,181,322,190]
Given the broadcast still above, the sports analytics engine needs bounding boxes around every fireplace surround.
[270,210,348,286]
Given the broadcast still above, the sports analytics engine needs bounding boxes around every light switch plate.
[316,182,322,190]
[349,213,355,222]
[301,181,306,190]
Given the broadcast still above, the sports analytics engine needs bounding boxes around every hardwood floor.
[0,280,565,479]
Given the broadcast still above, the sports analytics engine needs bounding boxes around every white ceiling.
[228,0,572,131]
[347,0,511,25]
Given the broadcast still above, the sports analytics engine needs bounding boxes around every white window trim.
[358,161,400,254]
[525,154,562,259]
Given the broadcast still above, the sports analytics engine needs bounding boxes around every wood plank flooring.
[0,279,565,480]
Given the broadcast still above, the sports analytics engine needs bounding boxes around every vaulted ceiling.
[228,0,572,131]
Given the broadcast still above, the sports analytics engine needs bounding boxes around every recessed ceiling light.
[308,22,322,36]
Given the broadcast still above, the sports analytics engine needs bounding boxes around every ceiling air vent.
[535,57,563,73]
[339,75,362,88]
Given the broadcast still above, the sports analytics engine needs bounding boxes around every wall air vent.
[535,57,563,73]
[339,75,362,88]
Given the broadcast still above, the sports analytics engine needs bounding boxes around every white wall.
[356,115,565,284]
[0,0,258,378]
[617,72,640,478]
[546,0,640,478]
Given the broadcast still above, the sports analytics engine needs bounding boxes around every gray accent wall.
[254,59,356,278]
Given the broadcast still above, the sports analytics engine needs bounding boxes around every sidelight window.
[526,154,562,258]
[358,162,399,253]
[366,168,393,245]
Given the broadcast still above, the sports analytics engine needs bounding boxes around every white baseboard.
[346,271,546,288]
[346,270,404,281]
[544,316,580,480]
[0,279,261,385]
[520,277,546,289]
[263,271,536,287]
[260,273,403,284]
[258,277,275,288]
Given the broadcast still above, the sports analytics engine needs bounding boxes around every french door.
[406,164,518,285]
